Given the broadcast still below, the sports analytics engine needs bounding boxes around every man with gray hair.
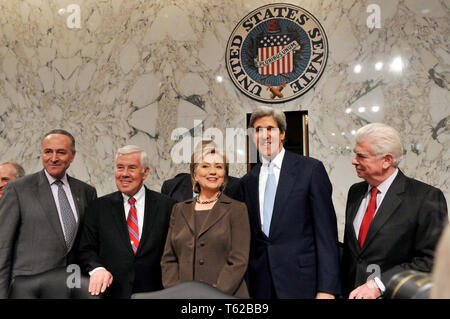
[77,145,176,298]
[0,129,97,298]
[342,123,448,298]
[240,106,341,298]
[0,162,25,199]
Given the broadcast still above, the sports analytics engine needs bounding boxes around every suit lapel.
[198,196,231,238]
[180,199,196,235]
[36,170,67,250]
[360,171,406,253]
[67,175,82,220]
[268,151,296,236]
[347,183,367,254]
[137,188,161,254]
[111,191,134,255]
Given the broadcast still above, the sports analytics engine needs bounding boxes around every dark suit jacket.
[161,173,241,202]
[239,150,341,298]
[161,194,250,298]
[77,186,176,298]
[342,170,448,297]
[0,169,97,298]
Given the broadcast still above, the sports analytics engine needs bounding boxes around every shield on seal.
[256,33,294,76]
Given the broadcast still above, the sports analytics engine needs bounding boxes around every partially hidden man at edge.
[0,129,97,298]
[342,123,448,299]
[77,145,176,298]
[239,106,341,299]
[0,162,25,199]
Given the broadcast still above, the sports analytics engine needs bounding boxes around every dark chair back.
[131,281,238,299]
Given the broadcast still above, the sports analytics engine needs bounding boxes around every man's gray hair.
[249,106,287,132]
[116,145,149,172]
[355,123,403,167]
[0,162,25,178]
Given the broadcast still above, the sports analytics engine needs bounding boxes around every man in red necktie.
[342,123,448,299]
[77,145,176,298]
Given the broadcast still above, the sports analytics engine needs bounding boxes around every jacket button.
[200,242,205,247]
[199,259,204,265]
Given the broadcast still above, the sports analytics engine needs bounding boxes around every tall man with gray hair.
[78,145,176,298]
[342,123,448,298]
[0,162,25,199]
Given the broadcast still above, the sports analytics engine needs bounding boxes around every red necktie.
[358,187,379,248]
[127,197,139,254]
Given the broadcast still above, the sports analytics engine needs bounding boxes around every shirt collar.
[44,169,69,186]
[367,168,399,195]
[122,184,146,203]
[261,147,285,170]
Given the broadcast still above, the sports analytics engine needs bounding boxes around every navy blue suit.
[239,150,341,298]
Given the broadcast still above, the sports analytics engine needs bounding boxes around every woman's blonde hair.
[190,141,228,193]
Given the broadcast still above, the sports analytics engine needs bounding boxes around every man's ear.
[143,167,150,179]
[382,153,394,169]
[70,151,76,163]
[280,130,286,143]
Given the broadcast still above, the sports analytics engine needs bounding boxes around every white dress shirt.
[352,168,399,293]
[45,170,78,241]
[258,148,285,231]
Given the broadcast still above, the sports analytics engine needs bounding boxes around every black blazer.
[341,170,448,297]
[239,150,341,298]
[77,187,176,298]
[161,173,241,202]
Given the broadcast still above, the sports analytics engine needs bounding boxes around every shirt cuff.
[89,267,106,276]
[373,276,386,293]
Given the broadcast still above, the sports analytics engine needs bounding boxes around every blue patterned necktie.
[263,162,276,236]
[55,180,77,250]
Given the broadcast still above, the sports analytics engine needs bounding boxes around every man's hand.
[89,269,113,296]
[349,280,382,299]
[315,292,335,299]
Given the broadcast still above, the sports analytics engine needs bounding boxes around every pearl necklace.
[195,192,222,204]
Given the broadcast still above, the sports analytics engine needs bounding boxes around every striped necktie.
[127,197,140,254]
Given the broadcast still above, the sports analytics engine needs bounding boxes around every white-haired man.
[77,145,176,298]
[342,123,448,298]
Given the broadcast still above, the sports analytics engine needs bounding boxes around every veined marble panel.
[0,0,448,240]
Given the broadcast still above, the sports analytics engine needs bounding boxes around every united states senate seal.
[226,3,328,103]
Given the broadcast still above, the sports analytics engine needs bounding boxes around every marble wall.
[0,0,448,240]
